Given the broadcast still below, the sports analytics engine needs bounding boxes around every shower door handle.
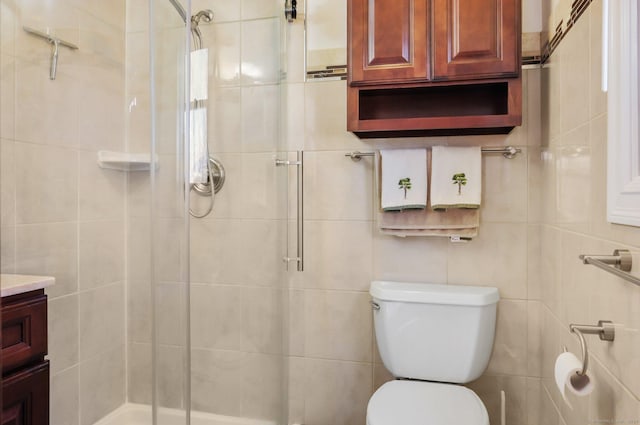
[295,150,304,271]
[276,151,304,271]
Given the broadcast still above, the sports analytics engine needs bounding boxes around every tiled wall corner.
[539,0,640,423]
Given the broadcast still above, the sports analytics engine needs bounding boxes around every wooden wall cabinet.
[1,290,50,425]
[349,0,429,83]
[347,0,522,137]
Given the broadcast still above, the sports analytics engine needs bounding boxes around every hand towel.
[376,151,479,238]
[189,49,210,184]
[190,48,209,102]
[431,146,482,210]
[380,149,427,211]
[378,203,479,237]
[189,107,208,184]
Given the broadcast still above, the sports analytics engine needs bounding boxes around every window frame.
[607,0,640,226]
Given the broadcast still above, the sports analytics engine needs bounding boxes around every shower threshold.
[93,403,277,425]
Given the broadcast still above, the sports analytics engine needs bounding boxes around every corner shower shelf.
[97,151,157,171]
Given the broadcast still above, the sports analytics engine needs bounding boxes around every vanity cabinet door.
[1,293,47,375]
[432,0,520,80]
[349,0,428,83]
[2,361,49,425]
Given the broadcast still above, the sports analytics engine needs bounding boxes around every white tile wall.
[48,294,79,374]
[79,346,126,425]
[240,19,280,85]
[51,365,80,425]
[79,282,125,360]
[538,1,640,423]
[14,143,78,224]
[0,2,126,425]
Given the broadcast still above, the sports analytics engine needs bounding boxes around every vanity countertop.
[0,274,55,298]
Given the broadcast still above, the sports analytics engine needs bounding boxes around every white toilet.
[367,280,500,425]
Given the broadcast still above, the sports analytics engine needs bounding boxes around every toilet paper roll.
[554,352,594,407]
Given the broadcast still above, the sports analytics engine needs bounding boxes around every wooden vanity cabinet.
[348,0,522,136]
[1,290,49,425]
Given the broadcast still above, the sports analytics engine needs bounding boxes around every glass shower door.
[187,1,289,424]
[146,0,289,424]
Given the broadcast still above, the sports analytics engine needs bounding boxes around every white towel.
[380,149,427,211]
[189,107,208,184]
[376,150,479,238]
[431,146,481,210]
[190,48,209,102]
[189,48,210,184]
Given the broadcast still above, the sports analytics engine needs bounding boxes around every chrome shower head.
[191,9,214,26]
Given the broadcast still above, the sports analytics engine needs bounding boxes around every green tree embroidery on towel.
[452,173,467,195]
[398,177,412,199]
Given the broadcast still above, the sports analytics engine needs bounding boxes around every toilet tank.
[371,281,499,384]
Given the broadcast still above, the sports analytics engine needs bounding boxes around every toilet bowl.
[367,281,499,425]
[367,381,488,425]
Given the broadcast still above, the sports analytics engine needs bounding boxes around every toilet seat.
[367,380,489,425]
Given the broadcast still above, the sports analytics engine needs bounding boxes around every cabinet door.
[432,0,520,80]
[349,0,428,83]
[2,362,49,425]
[2,293,47,375]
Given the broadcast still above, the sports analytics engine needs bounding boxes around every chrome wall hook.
[568,320,615,376]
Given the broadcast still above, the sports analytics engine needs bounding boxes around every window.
[607,0,640,226]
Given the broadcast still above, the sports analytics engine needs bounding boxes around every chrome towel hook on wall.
[23,26,79,80]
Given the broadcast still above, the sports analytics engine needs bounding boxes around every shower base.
[94,403,277,425]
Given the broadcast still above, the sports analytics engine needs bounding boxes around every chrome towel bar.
[345,146,522,161]
[579,249,640,286]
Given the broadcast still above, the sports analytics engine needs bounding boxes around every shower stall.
[0,0,290,423]
[118,0,289,423]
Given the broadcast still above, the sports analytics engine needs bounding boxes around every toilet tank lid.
[370,281,499,306]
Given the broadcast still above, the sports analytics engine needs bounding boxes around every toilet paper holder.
[564,320,615,376]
